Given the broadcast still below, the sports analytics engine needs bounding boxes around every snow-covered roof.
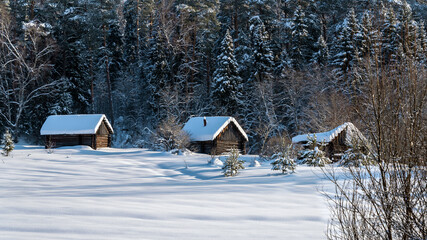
[40,114,114,135]
[183,116,248,142]
[292,122,365,145]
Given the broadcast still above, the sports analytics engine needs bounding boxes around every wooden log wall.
[215,123,247,154]
[47,135,93,148]
[96,135,110,149]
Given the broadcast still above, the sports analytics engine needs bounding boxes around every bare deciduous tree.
[0,18,62,132]
[325,54,427,240]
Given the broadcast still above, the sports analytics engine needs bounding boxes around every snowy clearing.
[1,146,335,240]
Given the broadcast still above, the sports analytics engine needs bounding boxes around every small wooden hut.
[183,116,248,155]
[40,114,114,149]
[292,122,367,161]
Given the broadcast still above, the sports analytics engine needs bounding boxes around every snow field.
[1,146,333,239]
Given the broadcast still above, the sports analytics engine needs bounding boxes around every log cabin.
[40,114,114,149]
[292,122,368,161]
[183,116,248,155]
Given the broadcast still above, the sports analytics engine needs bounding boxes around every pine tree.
[339,141,374,167]
[331,8,360,81]
[2,129,14,157]
[222,148,245,177]
[271,144,296,174]
[359,11,377,58]
[381,7,400,64]
[144,28,172,120]
[331,27,356,81]
[290,6,311,69]
[249,16,274,83]
[211,29,242,115]
[53,1,92,114]
[218,0,250,40]
[313,35,329,66]
[123,0,139,62]
[347,8,359,42]
[397,4,419,60]
[297,135,331,167]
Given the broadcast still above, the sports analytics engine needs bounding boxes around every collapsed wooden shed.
[292,122,368,161]
[183,116,248,155]
[40,114,114,149]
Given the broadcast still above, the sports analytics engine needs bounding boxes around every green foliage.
[271,144,296,174]
[222,148,245,177]
[2,130,14,157]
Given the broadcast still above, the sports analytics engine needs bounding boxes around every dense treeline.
[0,0,426,153]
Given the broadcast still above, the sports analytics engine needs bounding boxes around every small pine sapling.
[271,144,296,174]
[2,129,15,157]
[297,134,331,167]
[339,140,374,167]
[222,148,245,177]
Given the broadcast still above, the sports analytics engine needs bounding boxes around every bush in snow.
[2,129,14,156]
[299,147,331,167]
[271,144,296,174]
[338,141,374,167]
[222,148,245,177]
[297,134,331,167]
[154,116,190,152]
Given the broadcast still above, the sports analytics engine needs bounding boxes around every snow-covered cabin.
[183,116,248,155]
[40,114,114,149]
[292,122,367,161]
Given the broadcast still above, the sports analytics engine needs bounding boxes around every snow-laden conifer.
[290,6,310,69]
[2,130,14,157]
[313,35,329,66]
[381,7,400,63]
[331,9,360,82]
[359,11,377,58]
[249,16,274,83]
[297,135,331,167]
[222,148,245,177]
[211,29,242,115]
[271,144,296,174]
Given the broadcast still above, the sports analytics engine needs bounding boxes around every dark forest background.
[0,0,426,153]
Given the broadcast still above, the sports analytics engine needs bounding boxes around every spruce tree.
[123,0,140,64]
[2,130,14,157]
[290,6,310,69]
[144,26,172,120]
[331,8,362,86]
[211,29,242,115]
[331,27,356,80]
[381,7,400,64]
[222,148,245,177]
[313,35,329,66]
[297,135,331,167]
[271,144,296,174]
[359,11,376,58]
[249,16,274,83]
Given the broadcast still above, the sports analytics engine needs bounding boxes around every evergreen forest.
[0,0,426,154]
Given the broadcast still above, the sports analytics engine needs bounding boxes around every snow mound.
[208,158,224,167]
[250,160,261,167]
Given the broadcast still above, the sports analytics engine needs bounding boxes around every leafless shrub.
[154,115,190,151]
[45,140,55,154]
[325,54,427,240]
